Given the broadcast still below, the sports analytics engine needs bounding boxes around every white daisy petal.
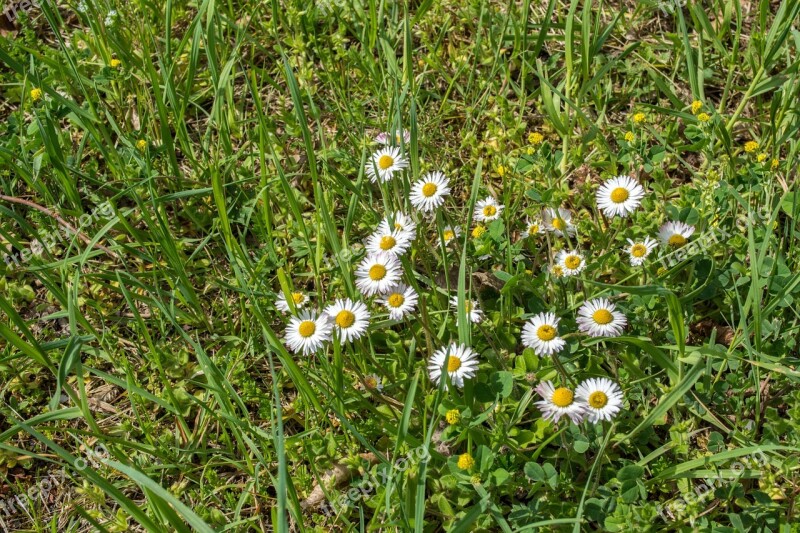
[542,208,576,236]
[450,295,484,324]
[521,312,566,356]
[658,221,695,247]
[576,298,627,338]
[624,236,658,266]
[378,212,417,236]
[596,175,646,217]
[324,298,371,344]
[375,129,410,146]
[276,290,308,313]
[440,225,462,245]
[521,217,543,239]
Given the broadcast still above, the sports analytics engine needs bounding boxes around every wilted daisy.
[410,172,450,212]
[379,212,416,236]
[575,378,623,423]
[521,218,543,239]
[375,129,410,146]
[325,298,370,343]
[366,227,412,257]
[363,373,384,392]
[428,343,479,389]
[576,298,627,337]
[276,290,308,313]
[542,208,576,236]
[555,250,587,276]
[450,295,484,324]
[285,311,333,355]
[624,237,658,266]
[441,226,461,245]
[366,147,408,183]
[549,263,565,278]
[355,253,402,296]
[596,175,645,218]
[521,312,565,356]
[534,381,585,424]
[658,221,695,247]
[474,197,504,222]
[376,283,418,320]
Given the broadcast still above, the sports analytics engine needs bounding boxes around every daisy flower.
[542,208,576,236]
[521,312,565,356]
[596,175,645,218]
[658,221,695,247]
[410,172,450,212]
[450,295,484,324]
[428,343,479,389]
[474,197,504,222]
[355,253,402,296]
[376,283,418,320]
[365,227,412,257]
[549,263,565,278]
[363,373,384,392]
[534,381,585,424]
[379,212,416,236]
[555,250,587,276]
[624,237,658,266]
[325,298,370,343]
[441,226,461,245]
[285,311,333,355]
[521,218,543,239]
[375,129,410,146]
[576,298,627,337]
[366,147,408,183]
[276,290,308,313]
[575,378,624,423]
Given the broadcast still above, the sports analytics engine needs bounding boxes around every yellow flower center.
[457,453,474,470]
[378,154,394,170]
[564,255,582,270]
[551,387,574,407]
[529,224,539,234]
[537,325,556,341]
[588,391,608,408]
[592,309,613,325]
[445,409,461,425]
[387,293,405,308]
[483,205,497,217]
[552,218,566,231]
[443,230,455,241]
[298,320,316,338]
[369,264,387,281]
[668,234,687,247]
[291,292,305,304]
[335,310,355,328]
[472,226,486,238]
[422,183,437,197]
[365,376,378,389]
[447,356,462,372]
[379,235,396,250]
[610,187,629,203]
[631,244,647,257]
[464,301,472,312]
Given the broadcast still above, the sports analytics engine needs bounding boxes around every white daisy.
[428,343,479,389]
[365,227,412,257]
[474,197,504,222]
[324,298,371,344]
[366,147,408,183]
[379,212,417,236]
[285,311,333,355]
[276,290,309,313]
[548,263,565,278]
[376,283,418,320]
[363,373,384,392]
[450,295,484,324]
[658,221,695,247]
[521,218,543,239]
[555,250,587,276]
[576,298,627,337]
[624,237,658,266]
[521,312,566,356]
[542,208,576,236]
[410,172,450,212]
[355,253,403,296]
[375,129,410,146]
[575,378,624,423]
[596,175,645,218]
[534,381,586,424]
[441,226,462,245]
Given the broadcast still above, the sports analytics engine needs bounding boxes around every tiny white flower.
[555,250,587,276]
[521,218,543,239]
[450,295,484,324]
[596,175,645,217]
[364,373,384,392]
[542,208,576,236]
[428,343,479,390]
[366,147,408,183]
[575,378,624,423]
[624,237,658,266]
[285,311,332,355]
[365,227,412,257]
[534,381,586,424]
[378,212,416,236]
[474,197,504,222]
[375,130,410,146]
[355,253,402,296]
[576,298,627,337]
[325,298,371,344]
[376,283,418,320]
[521,312,566,356]
[658,221,695,247]
[410,171,450,212]
[441,225,461,245]
[276,290,309,313]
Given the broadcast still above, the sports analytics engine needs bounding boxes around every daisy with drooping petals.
[576,298,627,337]
[366,147,408,183]
[596,175,645,217]
[658,221,695,248]
[276,291,308,313]
[450,295,484,324]
[410,172,450,212]
[534,381,586,424]
[474,197,504,222]
[376,283,418,320]
[365,227,412,257]
[441,226,461,245]
[542,208,576,236]
[521,312,565,356]
[428,343,479,389]
[521,218,543,239]
[575,378,624,423]
[355,253,402,296]
[624,237,658,266]
[555,250,587,276]
[324,298,370,344]
[379,212,416,236]
[375,129,410,146]
[285,311,333,355]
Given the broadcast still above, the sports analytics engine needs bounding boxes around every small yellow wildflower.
[528,132,544,145]
[445,409,461,425]
[757,153,767,163]
[110,59,121,68]
[496,165,506,177]
[691,100,702,114]
[457,452,475,470]
[771,159,780,170]
[632,112,646,124]
[472,225,486,239]
[744,141,758,153]
[624,131,635,143]
[30,88,43,102]
[697,112,710,122]
[136,139,147,152]
[470,474,482,485]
